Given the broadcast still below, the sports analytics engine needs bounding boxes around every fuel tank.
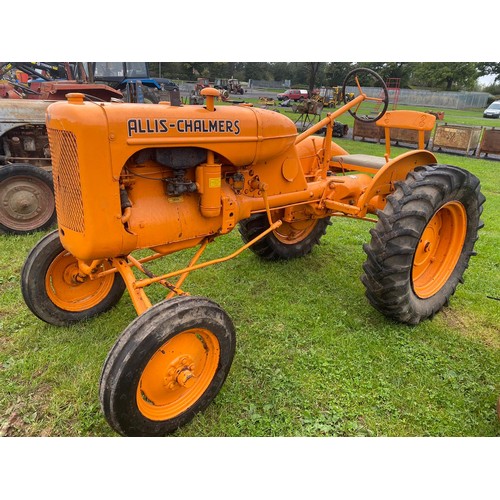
[115,99,298,169]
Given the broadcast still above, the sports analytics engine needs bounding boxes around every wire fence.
[336,86,489,110]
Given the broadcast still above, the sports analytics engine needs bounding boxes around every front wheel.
[239,211,331,260]
[361,164,485,325]
[99,296,236,436]
[21,230,126,326]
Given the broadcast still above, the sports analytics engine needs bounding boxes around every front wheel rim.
[0,175,54,231]
[412,201,467,298]
[45,252,116,311]
[137,329,220,421]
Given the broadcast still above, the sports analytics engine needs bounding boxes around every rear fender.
[357,150,437,217]
[296,135,348,177]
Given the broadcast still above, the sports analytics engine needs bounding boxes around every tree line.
[149,62,500,93]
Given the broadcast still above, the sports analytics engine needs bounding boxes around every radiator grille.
[48,128,85,233]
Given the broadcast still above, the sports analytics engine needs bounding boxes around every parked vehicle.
[483,100,500,118]
[277,89,309,101]
[0,99,55,234]
[214,78,244,95]
[88,62,178,103]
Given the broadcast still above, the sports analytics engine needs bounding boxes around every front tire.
[361,164,484,325]
[99,296,236,436]
[21,230,126,326]
[239,211,331,260]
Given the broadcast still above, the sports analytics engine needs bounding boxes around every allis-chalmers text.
[127,118,241,137]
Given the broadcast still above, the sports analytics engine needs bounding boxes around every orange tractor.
[21,68,485,436]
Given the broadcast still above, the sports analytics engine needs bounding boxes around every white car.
[483,100,500,118]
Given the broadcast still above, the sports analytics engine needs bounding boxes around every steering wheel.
[341,68,389,123]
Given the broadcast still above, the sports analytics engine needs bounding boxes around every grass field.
[0,115,499,437]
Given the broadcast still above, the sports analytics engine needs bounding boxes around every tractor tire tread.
[21,230,126,326]
[361,164,484,325]
[99,296,236,437]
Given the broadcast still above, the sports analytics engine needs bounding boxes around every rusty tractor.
[0,100,56,233]
[21,68,485,436]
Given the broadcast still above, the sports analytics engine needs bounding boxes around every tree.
[243,62,271,81]
[148,62,191,80]
[325,63,356,86]
[358,62,417,88]
[306,62,322,94]
[412,62,478,91]
[269,62,292,83]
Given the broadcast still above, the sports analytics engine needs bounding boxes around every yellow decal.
[168,196,184,203]
[209,178,221,188]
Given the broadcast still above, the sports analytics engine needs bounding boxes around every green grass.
[1,133,499,437]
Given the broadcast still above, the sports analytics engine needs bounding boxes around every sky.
[478,74,498,87]
[4,2,497,65]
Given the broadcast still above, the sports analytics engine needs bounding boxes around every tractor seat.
[331,111,437,174]
[330,154,387,172]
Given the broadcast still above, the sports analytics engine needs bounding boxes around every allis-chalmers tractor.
[21,69,484,436]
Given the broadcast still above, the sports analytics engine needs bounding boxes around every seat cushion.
[331,154,386,170]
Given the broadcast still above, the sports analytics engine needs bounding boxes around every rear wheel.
[361,164,484,324]
[99,296,236,436]
[239,210,331,260]
[21,230,126,326]
[0,164,56,234]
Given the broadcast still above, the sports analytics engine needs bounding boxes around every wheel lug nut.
[177,369,195,388]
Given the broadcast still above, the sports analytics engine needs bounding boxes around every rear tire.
[0,164,56,235]
[239,212,331,260]
[21,230,126,326]
[99,296,236,436]
[361,164,484,325]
